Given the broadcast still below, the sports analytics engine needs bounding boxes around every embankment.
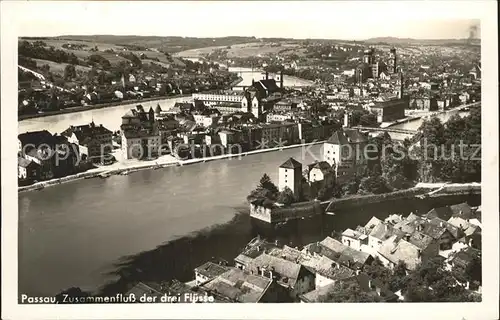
[18,140,325,193]
[326,184,480,212]
[18,94,192,121]
[250,183,481,224]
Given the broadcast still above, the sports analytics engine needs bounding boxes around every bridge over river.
[351,126,418,142]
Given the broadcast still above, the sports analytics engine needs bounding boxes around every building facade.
[62,121,113,163]
[278,157,303,198]
[120,106,161,160]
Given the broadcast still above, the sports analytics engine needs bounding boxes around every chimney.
[265,71,269,80]
[404,234,410,242]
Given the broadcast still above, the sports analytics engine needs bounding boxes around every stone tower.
[278,157,303,198]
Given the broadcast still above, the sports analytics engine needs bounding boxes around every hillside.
[364,37,481,46]
[21,35,259,53]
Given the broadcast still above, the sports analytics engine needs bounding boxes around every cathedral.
[355,47,398,83]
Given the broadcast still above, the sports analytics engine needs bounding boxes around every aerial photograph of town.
[10,1,488,308]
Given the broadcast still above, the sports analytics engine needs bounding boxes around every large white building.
[323,129,368,182]
[192,91,246,107]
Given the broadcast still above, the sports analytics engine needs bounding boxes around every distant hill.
[363,36,480,46]
[21,35,258,53]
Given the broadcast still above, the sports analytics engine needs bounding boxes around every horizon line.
[20,34,482,42]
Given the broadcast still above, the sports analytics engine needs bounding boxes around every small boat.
[99,172,111,179]
[34,185,45,191]
[120,170,130,175]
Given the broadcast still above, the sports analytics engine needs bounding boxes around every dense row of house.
[18,61,237,116]
[18,122,114,184]
[125,202,481,302]
[118,76,342,160]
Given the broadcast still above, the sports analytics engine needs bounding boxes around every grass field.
[32,59,91,76]
[175,41,307,59]
[22,39,186,69]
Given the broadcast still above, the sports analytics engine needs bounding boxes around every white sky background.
[12,1,482,40]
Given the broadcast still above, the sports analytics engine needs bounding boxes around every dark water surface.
[18,142,479,296]
[19,145,323,295]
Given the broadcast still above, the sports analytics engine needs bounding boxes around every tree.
[362,258,392,285]
[258,174,279,196]
[277,186,295,206]
[342,176,360,196]
[389,261,408,292]
[380,139,417,190]
[247,173,279,202]
[55,287,90,304]
[47,92,60,111]
[97,71,107,85]
[319,280,381,302]
[64,64,77,80]
[358,175,390,195]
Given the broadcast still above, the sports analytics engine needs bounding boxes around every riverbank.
[251,182,481,223]
[18,94,193,121]
[18,140,325,193]
[326,183,481,212]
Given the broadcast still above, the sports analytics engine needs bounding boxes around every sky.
[6,1,483,40]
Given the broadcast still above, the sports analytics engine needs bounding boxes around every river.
[17,70,471,297]
[18,67,312,134]
[18,141,480,297]
[390,109,470,131]
[18,145,323,296]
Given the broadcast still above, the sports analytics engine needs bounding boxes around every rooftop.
[61,122,112,145]
[201,268,272,303]
[279,157,302,169]
[247,253,303,288]
[368,222,406,242]
[18,130,57,149]
[195,261,230,280]
[307,161,331,174]
[342,228,368,241]
[378,236,422,270]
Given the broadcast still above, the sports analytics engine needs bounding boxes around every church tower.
[389,48,397,74]
[397,71,404,99]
